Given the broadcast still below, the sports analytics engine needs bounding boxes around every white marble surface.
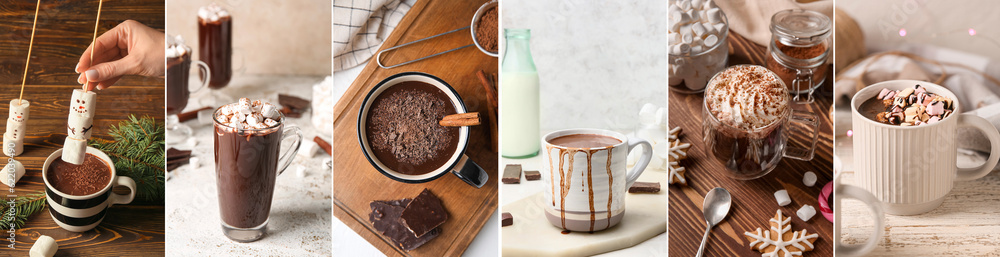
[500,130,667,257]
[165,75,331,256]
[330,66,500,256]
[501,0,668,131]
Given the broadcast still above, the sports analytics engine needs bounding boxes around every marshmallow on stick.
[62,89,97,164]
[4,99,29,157]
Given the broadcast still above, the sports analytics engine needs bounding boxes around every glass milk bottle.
[501,29,540,158]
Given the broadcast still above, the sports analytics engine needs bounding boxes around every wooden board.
[332,0,498,256]
[0,0,165,255]
[667,31,834,256]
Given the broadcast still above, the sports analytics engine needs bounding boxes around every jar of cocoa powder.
[766,9,831,104]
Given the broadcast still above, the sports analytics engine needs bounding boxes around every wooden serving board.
[0,0,165,255]
[332,0,499,256]
[668,31,835,256]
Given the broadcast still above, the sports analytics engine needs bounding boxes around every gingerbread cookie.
[668,126,690,186]
[744,210,818,257]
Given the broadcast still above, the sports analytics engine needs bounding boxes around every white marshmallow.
[264,118,279,127]
[774,189,791,206]
[701,22,717,37]
[189,156,200,169]
[691,0,705,10]
[656,107,667,126]
[69,89,97,119]
[803,171,818,187]
[61,136,88,165]
[231,113,246,123]
[713,23,727,33]
[797,205,816,221]
[246,113,262,126]
[677,0,691,11]
[9,99,30,121]
[67,113,95,139]
[3,133,22,157]
[668,32,680,45]
[687,10,700,23]
[0,159,25,187]
[6,121,26,141]
[29,235,57,257]
[298,140,319,159]
[704,34,719,47]
[691,45,703,54]
[681,30,693,44]
[691,22,707,38]
[706,8,724,24]
[296,165,307,178]
[260,104,280,120]
[639,103,659,125]
[669,7,684,26]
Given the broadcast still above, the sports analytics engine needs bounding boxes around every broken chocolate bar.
[400,189,448,238]
[628,182,661,193]
[501,212,513,227]
[524,170,540,181]
[369,199,440,251]
[502,164,522,184]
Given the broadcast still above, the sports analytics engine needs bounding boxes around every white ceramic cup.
[540,128,652,232]
[851,80,1000,215]
[834,172,885,257]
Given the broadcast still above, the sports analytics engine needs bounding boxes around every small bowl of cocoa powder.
[471,1,498,57]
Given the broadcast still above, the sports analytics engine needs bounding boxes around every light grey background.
[501,0,667,131]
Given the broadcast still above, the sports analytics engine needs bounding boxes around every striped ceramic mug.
[42,147,135,232]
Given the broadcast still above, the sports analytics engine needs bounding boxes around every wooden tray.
[667,31,835,256]
[332,0,498,256]
[0,0,165,255]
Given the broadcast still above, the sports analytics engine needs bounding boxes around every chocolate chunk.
[400,189,448,238]
[501,212,513,227]
[369,199,440,251]
[278,94,310,112]
[524,170,541,181]
[628,182,661,193]
[167,148,192,160]
[502,164,522,184]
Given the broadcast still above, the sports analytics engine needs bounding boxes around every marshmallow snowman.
[4,99,29,157]
[62,89,97,165]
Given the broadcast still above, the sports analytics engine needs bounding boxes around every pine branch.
[90,115,165,202]
[0,192,47,230]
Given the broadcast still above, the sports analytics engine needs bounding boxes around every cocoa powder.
[766,41,829,92]
[476,6,498,53]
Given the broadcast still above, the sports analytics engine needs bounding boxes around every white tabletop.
[165,75,332,256]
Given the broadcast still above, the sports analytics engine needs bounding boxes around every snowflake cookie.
[668,126,690,186]
[745,210,818,257]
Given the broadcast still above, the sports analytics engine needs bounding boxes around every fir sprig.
[0,192,46,230]
[90,115,165,202]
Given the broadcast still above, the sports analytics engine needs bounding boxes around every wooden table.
[332,0,498,256]
[0,0,165,255]
[668,32,834,256]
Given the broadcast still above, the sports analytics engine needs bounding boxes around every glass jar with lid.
[766,9,831,104]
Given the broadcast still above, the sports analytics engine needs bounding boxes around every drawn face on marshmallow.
[8,99,29,123]
[70,90,96,116]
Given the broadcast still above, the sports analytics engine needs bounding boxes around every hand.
[76,20,165,91]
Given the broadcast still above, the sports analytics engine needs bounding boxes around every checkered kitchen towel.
[333,0,417,71]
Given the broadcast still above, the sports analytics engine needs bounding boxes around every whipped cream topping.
[198,2,231,22]
[166,35,189,58]
[705,65,789,130]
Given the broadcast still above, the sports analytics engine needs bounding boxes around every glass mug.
[701,65,819,180]
[213,107,302,242]
[165,40,209,144]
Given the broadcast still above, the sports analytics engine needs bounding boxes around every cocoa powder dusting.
[476,6,498,53]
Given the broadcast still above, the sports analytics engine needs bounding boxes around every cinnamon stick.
[439,112,481,127]
[477,70,498,109]
[178,107,213,122]
[313,136,332,156]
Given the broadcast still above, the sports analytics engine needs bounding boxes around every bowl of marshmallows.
[668,0,729,94]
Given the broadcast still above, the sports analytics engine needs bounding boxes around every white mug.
[540,128,652,232]
[851,80,1000,215]
[833,172,885,257]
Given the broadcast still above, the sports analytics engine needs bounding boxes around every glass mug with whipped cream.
[702,65,818,179]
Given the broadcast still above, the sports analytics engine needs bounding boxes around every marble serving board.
[501,169,666,256]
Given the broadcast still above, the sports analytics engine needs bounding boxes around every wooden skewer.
[86,0,104,92]
[19,0,42,105]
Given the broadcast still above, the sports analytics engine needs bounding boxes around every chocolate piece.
[400,189,448,238]
[369,199,440,251]
[278,94,310,112]
[502,164,522,184]
[524,170,541,181]
[501,212,513,227]
[167,148,192,160]
[628,182,661,193]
